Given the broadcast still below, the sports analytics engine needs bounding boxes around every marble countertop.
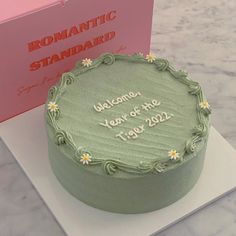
[0,0,236,235]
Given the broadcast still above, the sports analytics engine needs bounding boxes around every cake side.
[46,121,208,213]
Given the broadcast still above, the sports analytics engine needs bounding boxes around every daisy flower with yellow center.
[145,53,157,63]
[80,153,92,165]
[199,100,210,109]
[82,58,93,67]
[168,150,180,160]
[47,101,58,112]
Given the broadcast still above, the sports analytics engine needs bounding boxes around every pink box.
[0,0,154,122]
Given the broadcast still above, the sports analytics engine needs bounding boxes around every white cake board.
[0,106,236,236]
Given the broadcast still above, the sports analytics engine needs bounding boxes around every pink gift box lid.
[0,0,154,122]
[0,0,65,23]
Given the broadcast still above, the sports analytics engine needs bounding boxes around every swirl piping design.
[102,53,116,65]
[154,58,169,71]
[103,160,117,175]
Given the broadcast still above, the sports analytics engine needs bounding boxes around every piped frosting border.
[46,53,211,176]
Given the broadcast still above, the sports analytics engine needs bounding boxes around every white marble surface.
[0,0,236,235]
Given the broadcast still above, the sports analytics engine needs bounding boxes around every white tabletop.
[0,0,236,235]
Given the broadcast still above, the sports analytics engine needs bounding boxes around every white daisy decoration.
[82,58,92,67]
[145,53,156,63]
[47,101,59,112]
[168,150,180,160]
[199,100,210,109]
[80,153,92,165]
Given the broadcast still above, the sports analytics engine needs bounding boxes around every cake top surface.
[46,53,211,177]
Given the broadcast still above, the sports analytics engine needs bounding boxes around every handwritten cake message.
[93,91,173,141]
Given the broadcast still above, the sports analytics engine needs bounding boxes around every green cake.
[45,53,211,213]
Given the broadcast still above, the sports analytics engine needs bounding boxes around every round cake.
[45,53,211,213]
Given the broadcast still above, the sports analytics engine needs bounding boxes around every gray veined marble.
[0,139,65,236]
[151,0,236,150]
[0,0,236,235]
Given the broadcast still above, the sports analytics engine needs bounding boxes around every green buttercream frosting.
[45,53,211,213]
